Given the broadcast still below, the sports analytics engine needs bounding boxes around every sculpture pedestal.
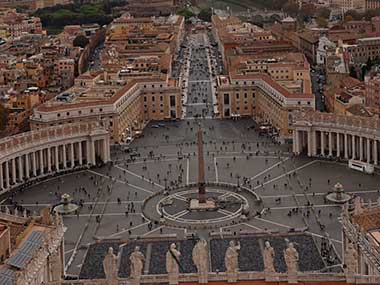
[264,271,278,282]
[130,277,141,285]
[287,272,298,284]
[189,199,216,211]
[168,273,179,285]
[226,272,238,283]
[106,279,118,285]
[197,273,208,284]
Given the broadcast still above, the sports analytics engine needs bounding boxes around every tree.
[73,34,89,48]
[345,10,361,21]
[178,8,195,20]
[315,17,328,28]
[349,66,357,79]
[316,7,331,19]
[198,8,212,22]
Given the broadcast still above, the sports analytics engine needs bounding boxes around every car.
[152,125,160,128]
[158,123,165,127]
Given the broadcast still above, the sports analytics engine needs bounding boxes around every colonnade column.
[47,147,52,172]
[367,138,371,163]
[11,159,16,184]
[70,143,75,168]
[328,132,333,156]
[337,133,340,157]
[292,131,298,154]
[103,138,110,162]
[32,152,36,177]
[312,130,317,156]
[321,131,325,156]
[63,145,67,168]
[55,146,59,171]
[374,140,378,165]
[40,150,44,175]
[352,135,356,160]
[5,161,9,188]
[344,134,348,159]
[78,142,83,165]
[18,156,23,182]
[25,153,30,178]
[359,137,363,161]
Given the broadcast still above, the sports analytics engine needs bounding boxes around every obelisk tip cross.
[197,125,206,203]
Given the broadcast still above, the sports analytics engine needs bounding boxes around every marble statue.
[166,243,181,285]
[23,208,27,218]
[263,241,275,273]
[225,240,240,274]
[5,206,10,215]
[130,246,145,284]
[103,247,121,280]
[354,196,364,215]
[192,239,208,283]
[345,243,358,275]
[284,242,299,274]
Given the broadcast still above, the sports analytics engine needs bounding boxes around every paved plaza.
[2,118,380,275]
[2,30,380,277]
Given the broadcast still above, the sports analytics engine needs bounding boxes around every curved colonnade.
[292,111,380,165]
[0,123,110,194]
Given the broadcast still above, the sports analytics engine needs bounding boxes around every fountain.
[325,183,352,204]
[53,193,79,214]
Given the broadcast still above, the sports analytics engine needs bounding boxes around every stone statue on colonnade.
[225,240,240,282]
[192,239,208,284]
[166,243,181,285]
[130,246,145,285]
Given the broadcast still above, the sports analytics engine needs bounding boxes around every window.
[152,97,155,102]
[57,113,60,117]
[90,109,93,113]
[99,108,103,112]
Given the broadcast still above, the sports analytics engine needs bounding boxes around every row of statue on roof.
[103,239,300,283]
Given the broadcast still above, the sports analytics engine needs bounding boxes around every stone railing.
[0,123,107,158]
[292,111,380,137]
[41,271,380,284]
[341,213,380,270]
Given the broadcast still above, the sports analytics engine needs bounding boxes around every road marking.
[114,165,165,189]
[255,217,342,244]
[253,160,317,190]
[250,158,290,180]
[214,157,219,182]
[88,170,154,194]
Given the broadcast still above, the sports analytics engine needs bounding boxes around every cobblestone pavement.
[3,118,380,275]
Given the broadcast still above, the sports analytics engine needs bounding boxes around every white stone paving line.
[114,165,165,189]
[88,169,154,194]
[253,160,318,190]
[254,217,342,244]
[250,157,290,180]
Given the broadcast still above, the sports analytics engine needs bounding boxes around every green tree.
[315,16,328,28]
[198,8,212,22]
[349,66,357,79]
[178,8,195,20]
[73,34,89,48]
[345,10,362,20]
[316,7,331,19]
